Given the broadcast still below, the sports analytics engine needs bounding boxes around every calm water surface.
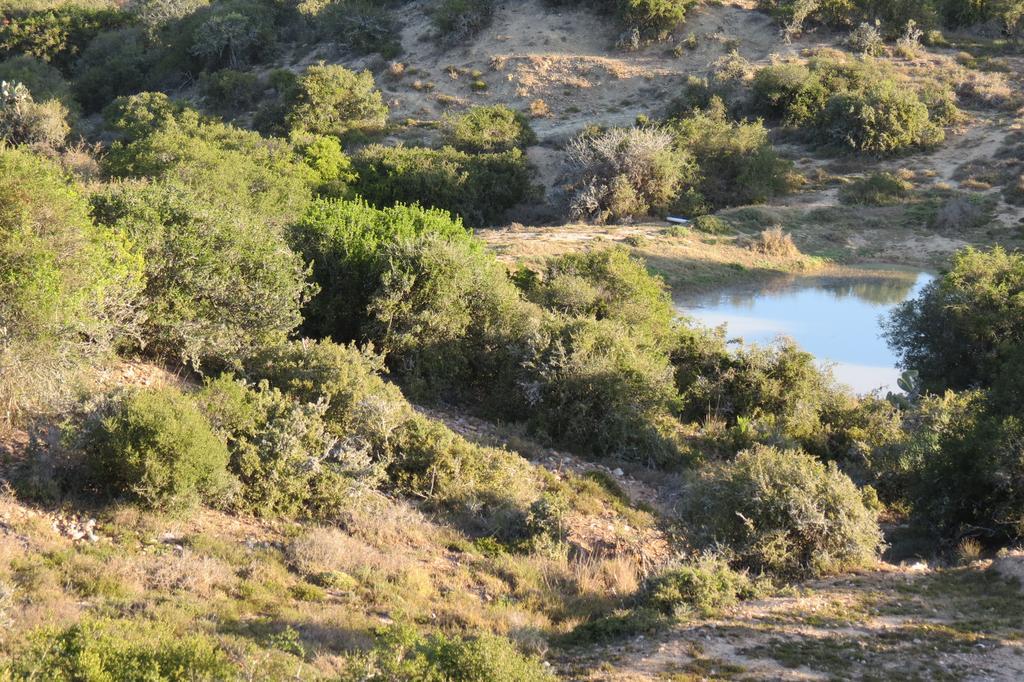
[676,268,935,394]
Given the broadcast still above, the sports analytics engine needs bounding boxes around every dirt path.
[567,562,1024,681]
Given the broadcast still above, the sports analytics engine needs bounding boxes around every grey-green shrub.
[567,125,694,224]
[683,444,883,577]
[82,386,233,511]
[198,374,382,519]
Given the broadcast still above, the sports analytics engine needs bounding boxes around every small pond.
[675,267,935,395]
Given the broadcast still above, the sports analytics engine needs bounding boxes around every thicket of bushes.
[750,56,956,153]
[353,144,536,226]
[567,102,795,223]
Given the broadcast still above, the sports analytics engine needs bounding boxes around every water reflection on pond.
[676,268,935,394]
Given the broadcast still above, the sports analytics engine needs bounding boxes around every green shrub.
[103,104,316,225]
[525,315,681,462]
[198,374,381,519]
[839,171,913,205]
[82,386,233,510]
[91,182,312,369]
[683,444,883,577]
[442,104,537,153]
[0,79,70,147]
[646,554,753,617]
[692,214,730,234]
[351,623,555,682]
[288,198,474,342]
[102,90,184,139]
[293,132,358,198]
[0,54,74,109]
[72,26,156,112]
[431,0,495,44]
[750,57,955,154]
[884,246,1024,393]
[353,144,535,226]
[669,99,797,211]
[198,68,262,116]
[365,232,537,411]
[285,62,387,138]
[819,80,943,153]
[6,619,238,680]
[567,125,695,224]
[532,247,675,347]
[311,0,402,57]
[0,147,141,425]
[0,4,128,70]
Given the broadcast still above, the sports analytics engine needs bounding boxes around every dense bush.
[885,247,1024,393]
[82,386,233,510]
[530,247,675,347]
[6,619,237,680]
[431,0,495,44]
[103,100,316,225]
[683,445,883,577]
[646,554,753,617]
[839,171,912,205]
[285,62,388,138]
[567,126,694,224]
[289,198,475,342]
[242,339,539,532]
[310,0,402,58]
[525,315,681,462]
[545,0,696,40]
[366,233,538,410]
[0,79,70,147]
[0,54,75,108]
[759,0,1024,34]
[185,0,277,70]
[91,182,312,368]
[350,623,555,681]
[198,374,381,519]
[72,26,156,112]
[353,144,535,226]
[0,148,141,425]
[820,80,943,153]
[669,99,796,212]
[0,4,128,70]
[198,67,262,116]
[441,104,537,153]
[750,56,953,154]
[907,395,1024,543]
